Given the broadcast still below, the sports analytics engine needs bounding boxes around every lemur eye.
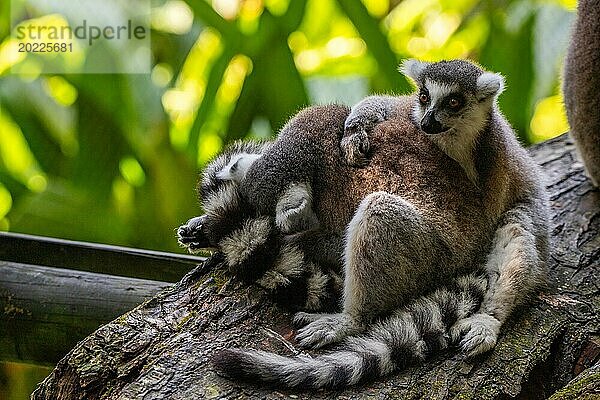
[448,97,462,109]
[419,92,429,105]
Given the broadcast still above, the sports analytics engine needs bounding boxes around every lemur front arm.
[451,202,547,356]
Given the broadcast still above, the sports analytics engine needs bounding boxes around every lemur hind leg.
[450,203,548,356]
[295,191,450,349]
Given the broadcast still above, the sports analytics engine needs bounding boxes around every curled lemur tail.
[200,142,340,310]
[212,272,488,389]
[219,215,340,310]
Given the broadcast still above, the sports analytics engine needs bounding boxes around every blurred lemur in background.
[563,0,600,187]
[179,59,551,389]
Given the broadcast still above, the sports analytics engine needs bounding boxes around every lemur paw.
[341,129,370,167]
[177,215,211,253]
[293,312,333,328]
[449,313,500,357]
[295,313,361,349]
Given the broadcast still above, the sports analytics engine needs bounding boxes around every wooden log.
[32,134,600,399]
[0,262,172,365]
[0,231,205,282]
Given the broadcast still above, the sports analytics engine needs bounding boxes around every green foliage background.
[0,0,574,256]
[0,1,578,397]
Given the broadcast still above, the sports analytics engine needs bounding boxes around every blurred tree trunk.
[0,262,171,365]
[32,133,599,400]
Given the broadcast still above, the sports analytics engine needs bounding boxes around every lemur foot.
[449,313,500,357]
[177,215,211,253]
[293,311,335,327]
[341,130,370,167]
[294,313,362,349]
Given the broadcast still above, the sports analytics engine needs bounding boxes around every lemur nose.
[421,112,444,135]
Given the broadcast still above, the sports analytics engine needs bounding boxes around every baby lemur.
[179,60,549,389]
[180,100,489,311]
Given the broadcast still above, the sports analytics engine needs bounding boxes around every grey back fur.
[563,0,600,187]
[244,99,491,288]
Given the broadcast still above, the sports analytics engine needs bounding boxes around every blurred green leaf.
[0,78,67,176]
[280,0,308,33]
[183,0,241,42]
[336,0,410,93]
[70,80,128,199]
[9,179,130,243]
[0,0,575,255]
[531,3,573,105]
[188,48,234,156]
[480,4,535,143]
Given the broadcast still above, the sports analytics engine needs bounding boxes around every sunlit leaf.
[530,94,569,142]
[0,183,13,219]
[337,0,410,92]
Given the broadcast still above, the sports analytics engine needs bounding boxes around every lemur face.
[401,59,504,137]
[413,81,479,135]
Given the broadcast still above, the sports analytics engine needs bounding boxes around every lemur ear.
[400,59,429,83]
[216,153,261,183]
[476,72,505,100]
[275,183,319,234]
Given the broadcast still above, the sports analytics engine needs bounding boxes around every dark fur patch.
[357,352,381,384]
[323,364,351,389]
[437,290,460,329]
[272,273,309,310]
[228,227,281,282]
[389,341,421,370]
[321,274,342,311]
[295,370,319,389]
[421,60,482,93]
[203,194,254,246]
[463,280,486,307]
[422,330,446,355]
[408,302,431,337]
[211,349,256,380]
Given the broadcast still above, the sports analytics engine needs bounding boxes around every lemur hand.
[342,96,392,167]
[294,312,363,349]
[341,125,370,167]
[449,313,501,357]
[177,215,211,252]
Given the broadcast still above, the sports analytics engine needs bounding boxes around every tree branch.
[32,133,600,399]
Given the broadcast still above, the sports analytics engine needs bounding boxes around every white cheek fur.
[412,81,495,184]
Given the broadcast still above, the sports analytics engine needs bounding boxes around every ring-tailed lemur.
[180,60,549,389]
[180,101,495,388]
[563,0,600,187]
[340,58,549,353]
[179,100,490,312]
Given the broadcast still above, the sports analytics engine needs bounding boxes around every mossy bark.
[32,133,600,399]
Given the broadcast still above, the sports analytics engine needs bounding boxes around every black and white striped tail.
[192,143,342,311]
[212,272,487,389]
[218,216,340,311]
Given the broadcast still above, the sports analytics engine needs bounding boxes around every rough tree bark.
[32,134,599,399]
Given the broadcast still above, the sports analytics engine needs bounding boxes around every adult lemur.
[178,60,549,389]
[563,0,600,187]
